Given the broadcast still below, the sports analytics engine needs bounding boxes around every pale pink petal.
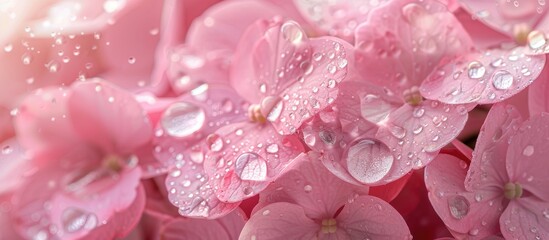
[165,148,241,219]
[421,47,546,104]
[459,0,548,37]
[186,0,283,53]
[293,0,391,42]
[453,8,511,49]
[27,0,143,37]
[204,122,305,202]
[158,208,246,240]
[355,0,474,98]
[451,139,473,161]
[500,199,549,240]
[68,79,152,155]
[465,104,521,192]
[375,100,469,183]
[0,193,24,239]
[368,173,412,203]
[425,154,504,238]
[97,0,164,92]
[505,113,549,200]
[0,106,14,142]
[14,87,80,154]
[258,155,368,219]
[336,196,411,239]
[239,202,319,240]
[0,139,30,195]
[528,65,549,116]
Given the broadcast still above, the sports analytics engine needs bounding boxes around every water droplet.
[543,209,549,219]
[262,209,270,216]
[345,138,394,184]
[490,57,503,67]
[469,228,479,236]
[235,152,267,181]
[128,57,136,64]
[21,53,32,65]
[492,70,514,90]
[327,79,336,88]
[235,129,244,136]
[313,52,323,61]
[206,134,223,152]
[243,186,254,195]
[528,30,546,49]
[170,170,181,177]
[413,107,425,118]
[103,0,124,13]
[303,185,313,192]
[327,64,337,74]
[319,130,336,145]
[282,22,303,44]
[161,102,205,138]
[467,61,486,79]
[401,3,425,23]
[413,125,423,134]
[3,44,13,52]
[448,195,470,219]
[266,100,283,122]
[61,208,98,233]
[259,83,267,93]
[1,145,12,155]
[522,145,534,156]
[389,125,406,139]
[46,61,59,73]
[337,58,348,68]
[266,144,279,154]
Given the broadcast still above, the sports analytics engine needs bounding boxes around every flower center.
[321,218,337,234]
[403,86,423,106]
[513,23,532,45]
[504,182,523,200]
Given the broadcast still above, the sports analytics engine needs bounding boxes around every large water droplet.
[389,125,406,139]
[345,138,393,184]
[448,195,470,219]
[522,145,534,156]
[528,30,546,49]
[282,22,304,44]
[467,61,486,79]
[492,70,514,90]
[161,102,205,138]
[266,100,283,122]
[235,152,267,181]
[266,144,279,154]
[61,208,98,233]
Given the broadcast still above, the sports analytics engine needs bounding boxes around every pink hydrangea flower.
[240,153,412,239]
[426,103,549,239]
[9,79,151,239]
[351,0,473,183]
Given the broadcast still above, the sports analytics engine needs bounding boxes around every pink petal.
[293,0,390,42]
[466,104,521,192]
[27,0,143,37]
[451,139,473,161]
[528,65,549,116]
[368,172,412,203]
[165,147,241,219]
[505,112,549,200]
[204,122,305,202]
[500,200,549,240]
[257,154,368,219]
[68,79,152,155]
[337,196,411,239]
[0,193,23,240]
[239,202,319,240]
[153,84,247,169]
[375,100,469,183]
[421,47,546,104]
[354,0,474,98]
[453,8,511,50]
[0,106,14,142]
[14,87,81,154]
[158,208,246,240]
[13,159,143,240]
[186,0,283,54]
[459,0,548,37]
[0,139,30,194]
[425,153,504,238]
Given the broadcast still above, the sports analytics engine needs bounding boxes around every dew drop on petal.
[303,185,313,192]
[266,144,279,154]
[61,208,98,233]
[266,100,283,122]
[492,70,514,90]
[522,145,534,156]
[527,30,546,49]
[161,102,205,138]
[262,210,270,216]
[467,61,486,79]
[448,195,470,219]
[206,134,223,152]
[235,152,267,181]
[389,125,406,139]
[128,57,136,64]
[103,0,124,13]
[413,107,425,118]
[282,22,303,44]
[345,138,393,184]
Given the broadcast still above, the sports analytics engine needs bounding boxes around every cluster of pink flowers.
[1,0,548,239]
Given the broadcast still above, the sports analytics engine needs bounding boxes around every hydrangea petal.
[239,202,319,240]
[425,154,505,238]
[204,122,305,202]
[528,66,549,116]
[500,199,549,240]
[68,79,152,155]
[337,196,411,239]
[421,48,546,104]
